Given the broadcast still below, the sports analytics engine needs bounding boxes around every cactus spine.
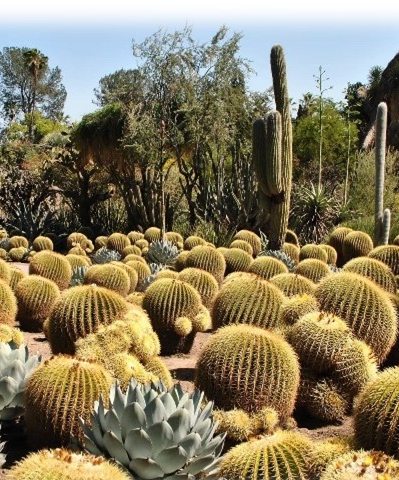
[253,45,293,250]
[375,102,390,245]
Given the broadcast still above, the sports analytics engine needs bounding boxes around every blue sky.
[1,3,399,121]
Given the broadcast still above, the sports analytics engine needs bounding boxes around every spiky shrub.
[280,294,318,326]
[222,248,253,274]
[196,324,299,418]
[121,245,142,258]
[174,250,189,272]
[92,247,122,264]
[127,261,152,292]
[212,275,284,330]
[25,356,112,448]
[343,256,397,293]
[299,243,328,262]
[15,275,60,332]
[320,244,338,265]
[0,259,11,284]
[315,272,397,363]
[270,272,316,297]
[146,239,179,266]
[143,278,210,355]
[0,280,17,326]
[369,245,399,275]
[80,380,225,479]
[110,262,138,293]
[9,236,29,249]
[232,230,262,256]
[84,264,131,297]
[144,226,162,243]
[47,284,129,355]
[95,235,108,249]
[282,242,300,264]
[327,227,353,266]
[0,343,41,421]
[9,267,26,290]
[178,268,219,309]
[185,245,226,284]
[294,258,330,283]
[183,235,206,250]
[5,448,132,480]
[343,230,374,262]
[106,233,130,253]
[248,255,288,280]
[127,230,144,244]
[321,450,399,479]
[29,251,72,290]
[66,254,91,269]
[217,431,314,480]
[229,239,254,256]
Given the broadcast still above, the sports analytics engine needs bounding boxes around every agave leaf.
[160,392,177,418]
[1,361,25,385]
[168,409,191,443]
[154,445,188,474]
[197,401,213,424]
[105,409,121,442]
[129,458,164,479]
[198,433,226,457]
[146,420,174,455]
[144,397,167,426]
[83,434,106,457]
[0,377,18,407]
[179,432,202,458]
[97,396,107,431]
[121,402,147,440]
[184,454,218,475]
[124,428,152,459]
[110,383,126,419]
[103,431,130,467]
[193,418,213,439]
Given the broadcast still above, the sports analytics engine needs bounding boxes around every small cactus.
[343,230,374,262]
[270,272,316,297]
[294,258,330,283]
[29,251,72,290]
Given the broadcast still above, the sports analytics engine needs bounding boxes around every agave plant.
[80,380,225,480]
[70,266,89,287]
[0,343,41,421]
[141,263,167,291]
[91,247,121,264]
[146,240,179,267]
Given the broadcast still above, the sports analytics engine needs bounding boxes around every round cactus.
[106,233,130,253]
[174,250,189,271]
[127,230,144,244]
[0,280,17,326]
[134,238,149,253]
[285,229,299,246]
[32,235,54,252]
[300,244,328,262]
[125,260,151,291]
[196,324,300,418]
[185,245,226,283]
[0,248,7,260]
[123,253,146,264]
[9,266,26,290]
[212,275,284,330]
[369,245,399,275]
[110,261,138,293]
[143,278,209,354]
[155,269,178,280]
[282,242,300,264]
[249,255,288,280]
[223,248,253,274]
[183,235,206,250]
[121,244,142,258]
[229,239,254,255]
[65,253,91,269]
[144,226,162,243]
[126,291,144,307]
[165,231,184,247]
[47,284,129,354]
[84,264,130,297]
[218,431,315,480]
[280,294,318,326]
[5,448,132,480]
[294,258,330,283]
[68,244,88,256]
[270,272,317,297]
[15,275,60,332]
[9,235,29,249]
[29,251,72,290]
[94,235,108,249]
[0,324,24,346]
[0,258,11,284]
[25,356,112,448]
[343,230,374,262]
[328,226,353,266]
[8,246,28,262]
[178,267,219,308]
[343,256,396,294]
[312,437,354,479]
[67,232,88,249]
[320,244,338,265]
[315,272,397,363]
[233,230,262,256]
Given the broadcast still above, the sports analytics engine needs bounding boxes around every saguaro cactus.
[375,102,391,245]
[253,45,293,250]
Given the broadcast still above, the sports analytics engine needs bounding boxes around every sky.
[1,1,399,121]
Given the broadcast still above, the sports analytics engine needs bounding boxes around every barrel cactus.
[282,242,300,264]
[232,230,262,256]
[123,253,146,265]
[144,226,162,243]
[195,324,300,419]
[32,235,54,252]
[165,231,184,248]
[249,255,288,280]
[66,254,92,269]
[95,235,108,249]
[67,232,89,249]
[8,246,28,262]
[294,258,330,283]
[343,230,374,262]
[127,231,144,244]
[15,275,60,332]
[126,260,151,291]
[80,380,225,479]
[369,244,399,275]
[222,248,253,274]
[122,245,142,258]
[84,264,131,297]
[229,239,254,256]
[29,251,72,290]
[280,294,318,326]
[110,262,138,293]
[327,227,353,267]
[320,244,338,265]
[183,235,206,251]
[300,244,328,262]
[178,268,219,309]
[185,245,226,284]
[0,259,11,284]
[175,251,189,272]
[9,267,26,290]
[343,256,396,293]
[0,280,17,326]
[9,236,29,249]
[270,272,316,297]
[106,233,130,253]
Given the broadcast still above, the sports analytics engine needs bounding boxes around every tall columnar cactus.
[375,102,391,245]
[253,45,293,250]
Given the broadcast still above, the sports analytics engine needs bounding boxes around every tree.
[0,47,66,128]
[94,68,143,106]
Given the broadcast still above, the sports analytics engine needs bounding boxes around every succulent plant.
[25,356,112,448]
[146,239,179,267]
[312,437,353,479]
[222,248,253,274]
[66,253,92,269]
[69,244,89,256]
[343,256,396,294]
[294,258,330,283]
[299,243,328,262]
[315,271,397,363]
[95,235,108,249]
[0,248,7,260]
[212,274,284,330]
[0,259,11,284]
[327,227,353,266]
[285,229,299,246]
[196,324,300,419]
[0,238,10,252]
[369,245,399,275]
[178,268,219,309]
[127,231,144,244]
[127,292,145,307]
[270,272,317,297]
[32,235,53,252]
[135,238,150,253]
[0,325,24,348]
[156,269,179,280]
[229,239,254,256]
[122,245,142,258]
[280,293,318,326]
[248,255,288,280]
[144,226,162,243]
[67,232,89,249]
[15,275,60,332]
[106,233,131,253]
[216,431,315,480]
[70,265,89,287]
[183,235,206,251]
[320,244,338,265]
[232,230,262,256]
[282,242,300,264]
[185,246,226,284]
[140,263,168,291]
[80,380,225,479]
[343,230,374,262]
[4,448,132,480]
[9,236,29,250]
[8,246,29,262]
[8,267,26,291]
[110,262,139,293]
[174,251,189,272]
[84,264,131,297]
[47,284,129,354]
[29,251,72,290]
[126,260,152,292]
[124,253,146,264]
[0,280,17,326]
[260,249,296,272]
[165,231,184,248]
[92,247,122,264]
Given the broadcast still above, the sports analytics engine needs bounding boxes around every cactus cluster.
[232,230,262,256]
[249,255,288,279]
[185,245,226,283]
[178,267,219,308]
[294,258,330,282]
[328,227,353,266]
[343,256,396,293]
[84,263,131,297]
[270,272,316,297]
[222,248,253,274]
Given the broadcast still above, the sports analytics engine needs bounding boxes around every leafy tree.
[94,68,143,106]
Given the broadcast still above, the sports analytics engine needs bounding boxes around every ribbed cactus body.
[32,236,54,252]
[320,244,338,265]
[29,251,72,290]
[121,244,142,258]
[165,231,184,247]
[9,235,29,249]
[233,230,262,256]
[144,226,162,242]
[294,258,330,283]
[285,229,299,246]
[343,256,396,293]
[300,244,328,262]
[9,266,26,290]
[0,280,17,325]
[218,431,314,480]
[66,254,91,269]
[174,250,189,272]
[223,248,253,274]
[155,269,178,280]
[15,275,60,332]
[328,227,353,267]
[282,242,300,264]
[110,261,138,293]
[249,255,288,280]
[0,258,11,284]
[178,267,219,308]
[183,235,206,250]
[343,230,374,261]
[270,272,316,297]
[185,245,226,283]
[229,239,254,255]
[315,272,397,363]
[212,275,284,330]
[280,294,318,326]
[126,291,144,307]
[196,324,300,418]
[5,449,132,480]
[106,233,130,253]
[127,230,144,244]
[47,285,128,354]
[67,232,88,249]
[84,264,130,297]
[369,245,399,275]
[123,253,146,264]
[8,246,28,262]
[375,102,389,245]
[94,235,108,249]
[125,260,151,291]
